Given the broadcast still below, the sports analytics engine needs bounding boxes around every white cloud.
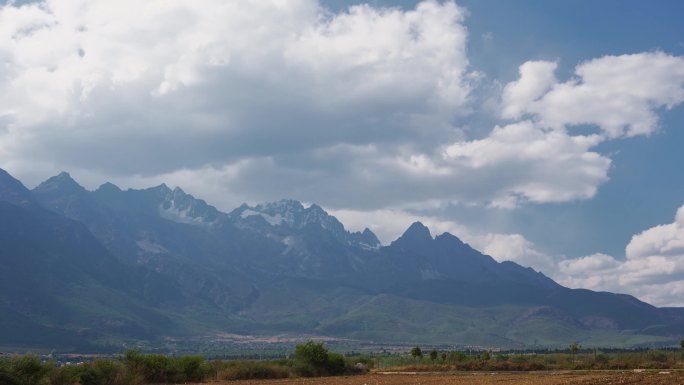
[501,61,557,120]
[442,120,609,206]
[555,205,684,307]
[334,203,684,307]
[0,1,683,217]
[502,52,684,138]
[329,207,555,275]
[475,233,556,273]
[0,0,472,177]
[328,207,468,245]
[626,207,684,260]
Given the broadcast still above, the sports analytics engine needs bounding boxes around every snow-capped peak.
[157,186,222,226]
[232,199,381,248]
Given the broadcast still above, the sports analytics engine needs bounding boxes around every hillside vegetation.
[2,343,684,385]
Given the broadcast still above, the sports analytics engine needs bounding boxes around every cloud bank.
[334,204,684,307]
[554,205,684,307]
[1,1,684,306]
[1,1,683,212]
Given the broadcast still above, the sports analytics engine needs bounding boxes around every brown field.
[192,371,684,385]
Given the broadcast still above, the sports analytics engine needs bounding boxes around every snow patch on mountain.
[240,208,286,226]
[159,201,210,225]
[156,187,223,227]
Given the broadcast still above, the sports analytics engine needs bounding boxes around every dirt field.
[197,371,684,385]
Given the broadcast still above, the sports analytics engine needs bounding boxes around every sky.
[0,0,683,306]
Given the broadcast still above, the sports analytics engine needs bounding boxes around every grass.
[374,349,684,371]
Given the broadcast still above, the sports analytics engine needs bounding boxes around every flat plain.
[193,371,684,385]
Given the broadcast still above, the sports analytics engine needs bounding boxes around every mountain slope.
[34,175,259,312]
[0,172,191,348]
[0,168,680,349]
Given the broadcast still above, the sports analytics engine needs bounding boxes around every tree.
[680,339,684,350]
[441,352,447,362]
[293,341,345,376]
[570,342,581,364]
[429,349,438,362]
[448,351,466,363]
[482,351,491,361]
[410,346,423,359]
[295,341,329,368]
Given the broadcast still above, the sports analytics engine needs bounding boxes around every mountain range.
[1,168,683,350]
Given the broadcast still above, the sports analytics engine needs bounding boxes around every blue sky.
[324,1,684,257]
[0,0,683,305]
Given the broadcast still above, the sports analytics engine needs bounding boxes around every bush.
[326,352,345,375]
[511,355,529,363]
[447,351,466,363]
[352,355,375,370]
[295,341,329,368]
[293,341,348,377]
[178,356,210,382]
[594,353,609,365]
[123,350,209,383]
[647,351,668,363]
[0,354,51,385]
[50,364,83,385]
[214,360,291,380]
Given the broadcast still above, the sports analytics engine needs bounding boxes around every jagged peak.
[255,199,305,213]
[0,168,24,189]
[96,182,121,193]
[390,221,434,251]
[434,231,466,245]
[34,171,86,193]
[149,183,172,194]
[0,168,34,207]
[358,227,381,247]
[403,221,432,240]
[308,203,324,212]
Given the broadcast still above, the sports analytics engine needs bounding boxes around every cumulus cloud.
[0,0,472,179]
[329,207,468,245]
[334,203,684,307]
[555,205,684,307]
[502,52,684,138]
[475,233,556,273]
[330,207,556,275]
[442,120,609,206]
[0,1,683,215]
[501,61,557,120]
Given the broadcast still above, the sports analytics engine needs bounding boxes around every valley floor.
[193,371,683,385]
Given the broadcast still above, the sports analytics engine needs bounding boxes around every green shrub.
[326,352,345,375]
[352,355,375,369]
[50,364,83,385]
[594,353,609,365]
[123,350,209,383]
[295,341,328,368]
[447,351,466,363]
[1,354,51,385]
[647,351,668,363]
[293,341,349,377]
[511,355,528,363]
[178,356,210,382]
